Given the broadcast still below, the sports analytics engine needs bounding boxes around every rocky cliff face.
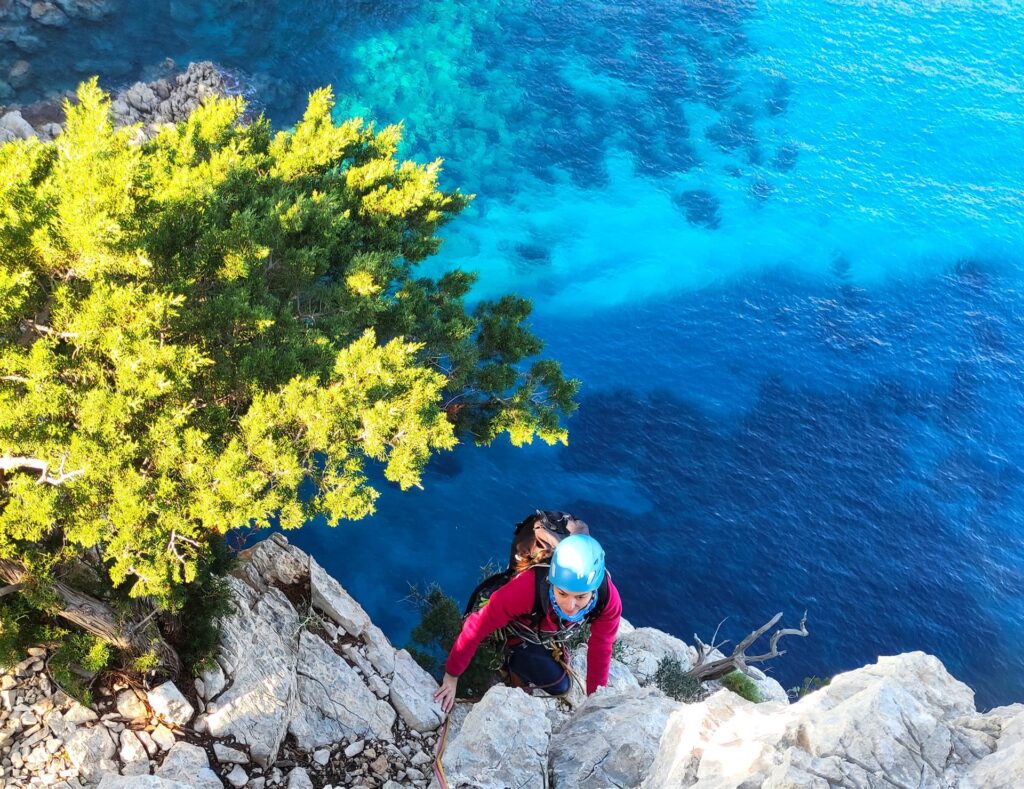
[2,534,1021,788]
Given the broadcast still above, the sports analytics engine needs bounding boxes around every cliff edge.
[2,534,1020,788]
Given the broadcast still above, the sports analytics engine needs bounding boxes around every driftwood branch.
[0,559,181,675]
[0,582,23,598]
[0,456,85,486]
[687,612,809,683]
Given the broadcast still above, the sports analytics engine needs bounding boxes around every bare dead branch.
[0,455,86,486]
[687,612,810,683]
[24,322,77,340]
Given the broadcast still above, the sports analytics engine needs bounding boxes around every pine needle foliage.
[0,80,578,610]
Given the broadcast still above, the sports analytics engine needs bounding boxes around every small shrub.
[654,656,702,702]
[48,630,112,705]
[0,596,35,669]
[405,582,502,699]
[721,671,762,703]
[132,649,161,673]
[169,534,238,674]
[789,675,831,699]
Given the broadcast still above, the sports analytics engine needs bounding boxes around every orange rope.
[433,713,452,789]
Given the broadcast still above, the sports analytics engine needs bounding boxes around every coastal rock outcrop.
[3,534,1022,788]
[0,60,229,144]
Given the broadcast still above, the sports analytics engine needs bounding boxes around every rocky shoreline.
[0,59,229,144]
[2,534,1022,788]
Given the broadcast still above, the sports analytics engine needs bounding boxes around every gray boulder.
[289,630,396,749]
[643,652,1001,787]
[200,661,227,700]
[436,685,550,789]
[118,729,151,775]
[0,110,35,139]
[564,651,640,710]
[236,532,308,590]
[964,704,1024,788]
[616,627,696,685]
[310,556,371,636]
[389,648,443,732]
[155,741,223,789]
[364,623,396,677]
[115,688,148,721]
[98,777,195,789]
[287,767,314,789]
[148,680,195,727]
[65,724,117,781]
[551,686,679,788]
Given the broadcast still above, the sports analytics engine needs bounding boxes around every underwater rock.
[774,142,799,171]
[673,188,722,229]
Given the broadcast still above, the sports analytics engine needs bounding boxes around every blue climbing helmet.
[548,534,606,594]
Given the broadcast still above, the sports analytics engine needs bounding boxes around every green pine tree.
[0,80,578,665]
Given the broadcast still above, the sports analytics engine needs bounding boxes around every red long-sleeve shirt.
[445,569,622,695]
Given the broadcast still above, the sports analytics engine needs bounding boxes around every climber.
[433,533,622,713]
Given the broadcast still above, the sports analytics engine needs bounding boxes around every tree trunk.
[0,559,181,675]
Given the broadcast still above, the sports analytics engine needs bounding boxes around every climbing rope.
[433,713,452,789]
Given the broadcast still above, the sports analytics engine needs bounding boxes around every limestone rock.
[363,624,396,677]
[309,556,371,636]
[965,703,1024,788]
[148,681,195,727]
[289,630,395,749]
[116,688,149,721]
[436,685,550,789]
[204,577,299,766]
[551,686,679,788]
[237,532,307,590]
[747,664,790,704]
[287,766,314,789]
[65,724,117,781]
[389,648,443,733]
[200,662,227,700]
[643,652,994,788]
[213,741,248,764]
[98,777,195,788]
[226,764,248,787]
[564,652,640,709]
[152,723,176,751]
[616,627,696,684]
[119,729,150,775]
[156,741,222,789]
[0,110,35,139]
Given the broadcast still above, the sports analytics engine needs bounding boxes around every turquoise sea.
[17,0,1024,707]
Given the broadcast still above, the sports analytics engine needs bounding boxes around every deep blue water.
[17,0,1024,708]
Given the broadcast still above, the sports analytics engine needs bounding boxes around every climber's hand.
[434,672,457,713]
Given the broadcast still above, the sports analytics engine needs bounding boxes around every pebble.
[312,748,330,766]
[344,740,365,758]
[226,763,248,787]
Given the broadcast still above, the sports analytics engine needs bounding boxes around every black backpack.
[464,511,610,629]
